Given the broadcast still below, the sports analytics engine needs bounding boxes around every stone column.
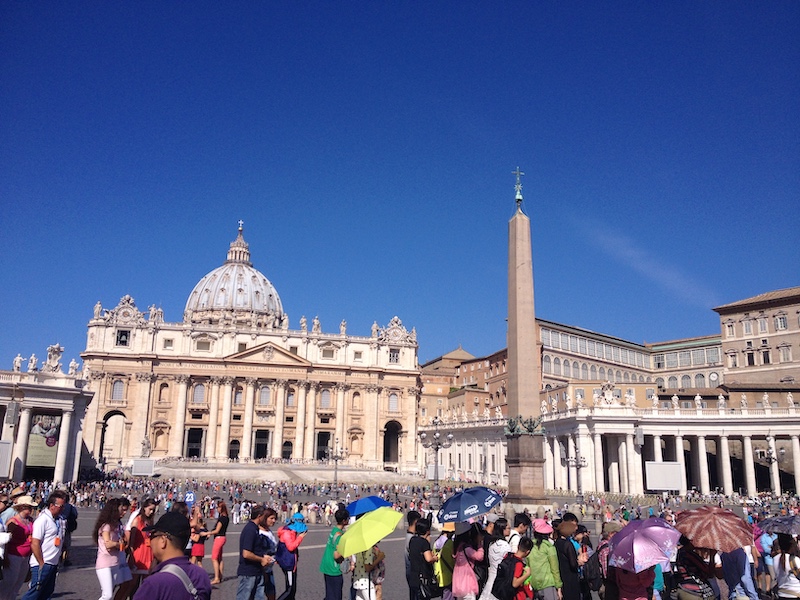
[364,385,381,467]
[674,435,688,495]
[304,382,319,459]
[294,382,308,458]
[593,432,605,493]
[335,383,347,447]
[53,409,75,483]
[578,431,594,493]
[543,437,554,490]
[743,435,757,497]
[626,433,638,494]
[792,435,800,496]
[271,380,287,459]
[169,375,189,457]
[653,434,663,462]
[607,435,620,494]
[618,436,629,494]
[206,377,221,460]
[240,378,256,460]
[567,434,577,492]
[767,436,782,496]
[553,436,564,490]
[133,372,154,455]
[696,435,710,495]
[217,378,234,460]
[719,435,733,496]
[11,407,33,480]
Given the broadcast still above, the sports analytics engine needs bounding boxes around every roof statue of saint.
[184,221,284,328]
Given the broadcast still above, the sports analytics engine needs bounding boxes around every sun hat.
[533,518,553,535]
[441,522,456,532]
[288,512,307,533]
[13,495,36,509]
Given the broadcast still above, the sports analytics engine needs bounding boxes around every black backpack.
[582,546,604,592]
[492,554,521,600]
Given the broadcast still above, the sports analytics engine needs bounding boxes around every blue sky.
[2,2,798,367]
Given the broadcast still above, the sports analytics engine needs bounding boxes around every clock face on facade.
[121,310,132,318]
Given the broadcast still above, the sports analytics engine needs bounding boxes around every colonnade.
[544,429,800,497]
[7,406,82,483]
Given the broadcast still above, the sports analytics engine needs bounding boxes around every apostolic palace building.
[1,217,799,502]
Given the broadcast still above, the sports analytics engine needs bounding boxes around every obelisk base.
[504,435,553,516]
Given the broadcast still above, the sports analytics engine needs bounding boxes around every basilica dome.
[184,224,284,326]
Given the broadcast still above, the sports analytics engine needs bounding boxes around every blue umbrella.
[437,486,502,523]
[346,495,392,516]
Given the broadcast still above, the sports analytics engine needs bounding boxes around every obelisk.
[504,168,548,508]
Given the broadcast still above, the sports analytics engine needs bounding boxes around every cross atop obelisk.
[512,166,525,207]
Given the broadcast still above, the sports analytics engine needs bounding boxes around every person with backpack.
[320,507,351,600]
[276,511,306,600]
[493,536,534,600]
[555,513,587,600]
[526,519,562,600]
[480,518,512,600]
[435,523,456,600]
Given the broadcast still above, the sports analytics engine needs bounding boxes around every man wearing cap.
[132,511,212,600]
[0,486,26,525]
[21,490,68,600]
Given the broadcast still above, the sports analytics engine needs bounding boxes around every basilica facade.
[80,225,420,472]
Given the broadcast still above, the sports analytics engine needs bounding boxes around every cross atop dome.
[238,219,244,231]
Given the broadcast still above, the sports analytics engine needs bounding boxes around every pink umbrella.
[609,517,681,573]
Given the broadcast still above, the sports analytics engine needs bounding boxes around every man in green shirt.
[320,507,350,600]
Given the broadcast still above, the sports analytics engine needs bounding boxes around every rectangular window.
[289,346,298,354]
[706,347,720,364]
[196,340,211,351]
[666,353,678,368]
[116,330,130,347]
[285,416,294,422]
[759,318,768,333]
[728,353,738,368]
[679,351,691,367]
[776,315,788,330]
[743,320,753,335]
[570,336,578,352]
[232,414,242,421]
[579,338,587,354]
[541,329,551,347]
[654,354,665,369]
[691,349,705,366]
[561,333,570,350]
[321,417,330,424]
[238,343,247,352]
[762,351,771,365]
[163,338,174,350]
[588,340,596,357]
[780,346,792,362]
[726,323,735,338]
[746,352,756,366]
[389,348,400,364]
[613,347,621,362]
[354,351,363,361]
[191,413,203,420]
[322,347,335,359]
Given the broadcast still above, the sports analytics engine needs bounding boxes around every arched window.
[681,375,692,388]
[639,375,645,383]
[667,376,678,388]
[599,367,606,380]
[573,362,580,378]
[656,377,665,388]
[553,358,561,375]
[234,387,243,405]
[259,386,271,405]
[623,372,630,383]
[320,389,331,408]
[563,361,571,377]
[543,355,552,374]
[388,392,399,412]
[615,370,622,382]
[352,392,361,410]
[111,380,125,400]
[192,384,205,403]
[286,389,295,407]
[590,365,597,379]
[695,374,706,388]
[581,364,589,380]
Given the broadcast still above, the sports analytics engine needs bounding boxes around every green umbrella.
[336,506,402,557]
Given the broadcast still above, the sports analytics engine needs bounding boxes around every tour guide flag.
[437,486,502,523]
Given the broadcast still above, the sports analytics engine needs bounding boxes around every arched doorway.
[228,439,240,460]
[282,441,293,460]
[383,420,402,467]
[98,411,127,466]
[254,430,269,459]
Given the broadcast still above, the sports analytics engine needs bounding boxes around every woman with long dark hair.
[93,498,126,600]
[452,523,485,600]
[127,498,157,594]
[209,501,230,585]
[775,534,800,599]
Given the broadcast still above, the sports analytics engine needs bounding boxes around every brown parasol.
[674,505,753,553]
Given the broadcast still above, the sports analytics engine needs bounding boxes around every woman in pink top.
[451,523,485,600]
[0,495,36,600]
[93,498,126,600]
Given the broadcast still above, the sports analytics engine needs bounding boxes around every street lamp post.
[567,451,588,503]
[419,416,454,511]
[329,437,349,501]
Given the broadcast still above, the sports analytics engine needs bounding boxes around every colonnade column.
[607,435,620,493]
[696,435,710,495]
[618,436,629,494]
[578,431,594,493]
[653,435,663,462]
[567,435,577,492]
[334,384,347,448]
[718,435,733,496]
[271,380,287,459]
[792,435,800,495]
[364,385,380,466]
[674,435,687,495]
[206,377,221,460]
[11,407,33,480]
[53,409,74,483]
[544,437,555,490]
[241,378,256,460]
[553,437,564,490]
[593,432,605,493]
[767,435,782,496]
[304,382,319,459]
[743,435,757,497]
[216,378,233,460]
[169,375,189,457]
[625,433,638,495]
[294,382,308,459]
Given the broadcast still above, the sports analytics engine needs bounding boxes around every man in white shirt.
[22,490,69,600]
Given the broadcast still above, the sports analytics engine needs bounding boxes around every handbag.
[419,574,442,599]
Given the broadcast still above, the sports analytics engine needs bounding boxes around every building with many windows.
[417,286,800,497]
[80,225,420,473]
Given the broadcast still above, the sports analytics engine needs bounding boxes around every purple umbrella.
[609,517,681,573]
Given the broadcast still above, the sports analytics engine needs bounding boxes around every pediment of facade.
[225,342,311,367]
